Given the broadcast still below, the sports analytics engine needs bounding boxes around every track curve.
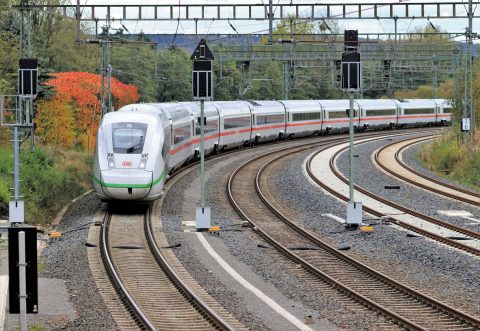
[228,131,480,330]
[308,136,480,256]
[374,136,480,207]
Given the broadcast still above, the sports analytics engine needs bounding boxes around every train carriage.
[396,99,437,127]
[434,99,453,125]
[188,102,220,157]
[93,104,166,201]
[320,99,360,133]
[249,100,286,143]
[161,103,194,171]
[282,100,323,138]
[215,101,252,150]
[94,98,451,201]
[357,99,398,130]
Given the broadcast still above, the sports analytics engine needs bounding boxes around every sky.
[72,1,479,43]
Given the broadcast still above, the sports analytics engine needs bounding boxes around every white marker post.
[18,231,27,331]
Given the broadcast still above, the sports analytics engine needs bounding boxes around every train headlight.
[107,153,115,168]
[139,154,148,169]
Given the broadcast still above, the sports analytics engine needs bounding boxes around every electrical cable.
[172,0,181,47]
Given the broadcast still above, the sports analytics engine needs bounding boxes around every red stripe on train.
[169,113,452,155]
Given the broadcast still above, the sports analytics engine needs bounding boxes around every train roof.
[214,100,252,115]
[102,108,159,125]
[355,99,398,109]
[395,99,437,108]
[248,100,284,114]
[433,99,453,107]
[184,101,218,116]
[149,103,192,121]
[318,99,358,110]
[280,100,322,111]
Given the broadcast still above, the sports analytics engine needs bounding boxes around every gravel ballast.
[39,193,117,330]
[279,133,480,316]
[17,132,478,330]
[160,142,393,330]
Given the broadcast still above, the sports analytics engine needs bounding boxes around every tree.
[38,72,140,151]
[155,49,192,102]
[35,97,75,147]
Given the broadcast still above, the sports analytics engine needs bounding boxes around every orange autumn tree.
[36,72,140,151]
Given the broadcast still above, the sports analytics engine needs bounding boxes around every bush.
[418,127,480,191]
[0,146,92,225]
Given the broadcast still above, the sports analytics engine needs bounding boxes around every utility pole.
[75,0,81,45]
[393,16,398,45]
[100,42,106,116]
[20,0,34,150]
[283,62,289,100]
[268,0,273,44]
[432,55,437,98]
[466,0,474,135]
[462,0,474,135]
[100,16,112,116]
[19,0,32,58]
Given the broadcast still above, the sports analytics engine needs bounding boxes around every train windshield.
[112,122,148,154]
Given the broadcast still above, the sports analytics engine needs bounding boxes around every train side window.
[196,117,219,135]
[328,110,357,118]
[404,108,435,115]
[162,131,170,158]
[173,123,191,144]
[255,114,284,125]
[224,116,250,129]
[365,109,396,116]
[292,112,321,121]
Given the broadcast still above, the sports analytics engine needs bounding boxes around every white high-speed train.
[93,99,452,201]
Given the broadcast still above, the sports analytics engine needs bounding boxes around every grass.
[30,324,45,331]
[37,255,45,274]
[0,145,93,227]
[418,127,480,191]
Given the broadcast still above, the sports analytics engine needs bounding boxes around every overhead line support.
[16,2,480,22]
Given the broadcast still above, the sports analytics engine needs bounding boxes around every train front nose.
[100,169,153,200]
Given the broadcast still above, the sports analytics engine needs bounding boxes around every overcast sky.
[75,1,479,43]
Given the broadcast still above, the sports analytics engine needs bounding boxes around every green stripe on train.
[93,171,165,189]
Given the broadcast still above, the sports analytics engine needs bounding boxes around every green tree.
[155,48,191,102]
[111,42,158,102]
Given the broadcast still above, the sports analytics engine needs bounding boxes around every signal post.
[341,30,363,229]
[191,39,214,230]
[0,58,39,331]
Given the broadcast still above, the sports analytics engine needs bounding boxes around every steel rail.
[100,211,157,331]
[227,139,426,330]
[336,140,480,240]
[96,128,438,330]
[255,141,480,330]
[381,136,480,205]
[144,204,236,331]
[311,138,480,256]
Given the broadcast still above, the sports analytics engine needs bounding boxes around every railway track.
[316,137,480,256]
[99,205,236,330]
[374,136,480,207]
[228,132,480,330]
[91,130,396,331]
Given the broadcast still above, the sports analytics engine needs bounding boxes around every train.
[93,98,452,201]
